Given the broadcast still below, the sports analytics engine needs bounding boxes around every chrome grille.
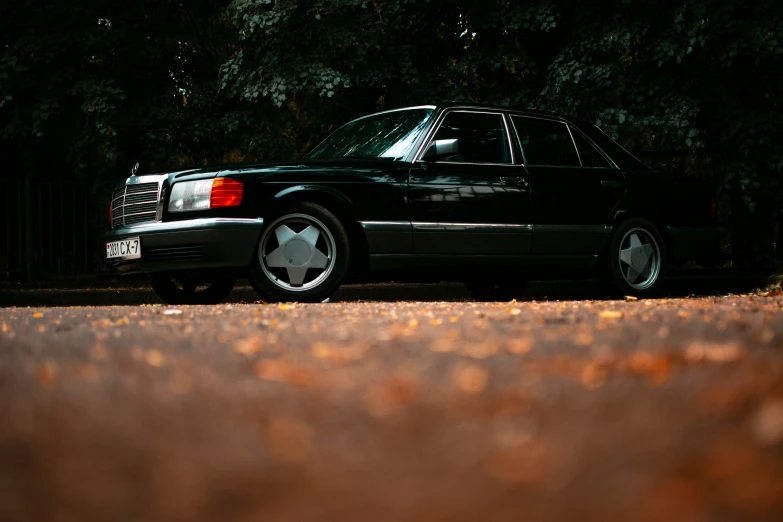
[111,181,159,228]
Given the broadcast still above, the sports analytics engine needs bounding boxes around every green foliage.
[1,0,781,204]
[534,0,783,200]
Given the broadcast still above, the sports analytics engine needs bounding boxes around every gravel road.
[1,294,783,521]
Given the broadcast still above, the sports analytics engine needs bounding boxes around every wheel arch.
[266,185,370,279]
[609,207,672,255]
[597,207,672,277]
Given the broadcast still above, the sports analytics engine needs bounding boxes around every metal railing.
[1,178,106,281]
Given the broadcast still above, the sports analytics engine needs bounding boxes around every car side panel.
[220,161,413,254]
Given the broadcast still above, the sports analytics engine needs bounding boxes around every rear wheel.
[607,218,666,297]
[248,202,350,303]
[149,271,236,305]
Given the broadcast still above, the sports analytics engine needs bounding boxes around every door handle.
[500,177,529,191]
[500,176,526,186]
[600,180,622,188]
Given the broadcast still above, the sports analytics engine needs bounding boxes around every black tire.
[248,202,350,303]
[606,218,667,298]
[465,279,527,301]
[149,271,236,305]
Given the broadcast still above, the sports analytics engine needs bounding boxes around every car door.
[407,110,532,255]
[509,115,625,255]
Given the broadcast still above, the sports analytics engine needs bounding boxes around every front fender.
[272,185,353,206]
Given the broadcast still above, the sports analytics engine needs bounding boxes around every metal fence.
[637,150,780,267]
[636,150,716,181]
[1,177,109,281]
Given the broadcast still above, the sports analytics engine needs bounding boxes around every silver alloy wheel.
[258,213,336,292]
[617,227,661,290]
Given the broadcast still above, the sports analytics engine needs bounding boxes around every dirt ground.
[1,293,783,521]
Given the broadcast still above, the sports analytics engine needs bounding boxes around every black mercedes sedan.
[105,104,719,304]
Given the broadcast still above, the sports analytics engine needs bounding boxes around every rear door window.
[511,116,580,167]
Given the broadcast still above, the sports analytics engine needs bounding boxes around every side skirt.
[369,254,599,272]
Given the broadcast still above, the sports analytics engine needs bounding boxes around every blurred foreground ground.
[1,293,783,521]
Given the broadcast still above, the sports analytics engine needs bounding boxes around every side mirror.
[423,138,459,160]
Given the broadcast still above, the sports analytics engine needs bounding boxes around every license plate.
[106,237,141,260]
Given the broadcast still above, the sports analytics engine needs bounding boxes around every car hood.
[109,159,410,188]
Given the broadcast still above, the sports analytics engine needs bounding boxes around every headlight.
[168,178,243,213]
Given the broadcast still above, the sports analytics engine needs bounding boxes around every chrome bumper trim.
[412,222,533,232]
[360,220,534,232]
[109,217,264,235]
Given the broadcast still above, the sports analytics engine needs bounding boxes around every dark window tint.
[570,128,612,168]
[512,116,579,167]
[425,112,511,164]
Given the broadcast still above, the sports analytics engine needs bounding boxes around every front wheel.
[248,202,350,303]
[606,218,666,297]
[149,271,236,305]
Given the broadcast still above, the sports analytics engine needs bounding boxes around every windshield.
[307,108,435,161]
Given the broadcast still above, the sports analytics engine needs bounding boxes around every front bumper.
[667,225,723,262]
[104,218,265,274]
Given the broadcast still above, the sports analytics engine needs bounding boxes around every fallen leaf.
[505,337,533,354]
[461,341,498,359]
[268,417,312,462]
[574,331,594,346]
[757,328,775,343]
[580,361,607,389]
[78,364,100,382]
[599,310,624,320]
[363,378,418,417]
[145,349,165,367]
[453,363,488,394]
[430,338,456,352]
[752,399,783,445]
[485,441,550,483]
[311,341,367,361]
[36,362,57,389]
[234,337,264,355]
[90,344,108,361]
[685,341,744,363]
[254,359,315,386]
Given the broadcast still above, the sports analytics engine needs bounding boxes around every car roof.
[364,104,574,123]
[434,102,570,120]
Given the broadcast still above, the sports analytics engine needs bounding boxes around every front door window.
[423,111,512,164]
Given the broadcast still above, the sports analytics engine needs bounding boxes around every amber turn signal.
[210,178,244,208]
